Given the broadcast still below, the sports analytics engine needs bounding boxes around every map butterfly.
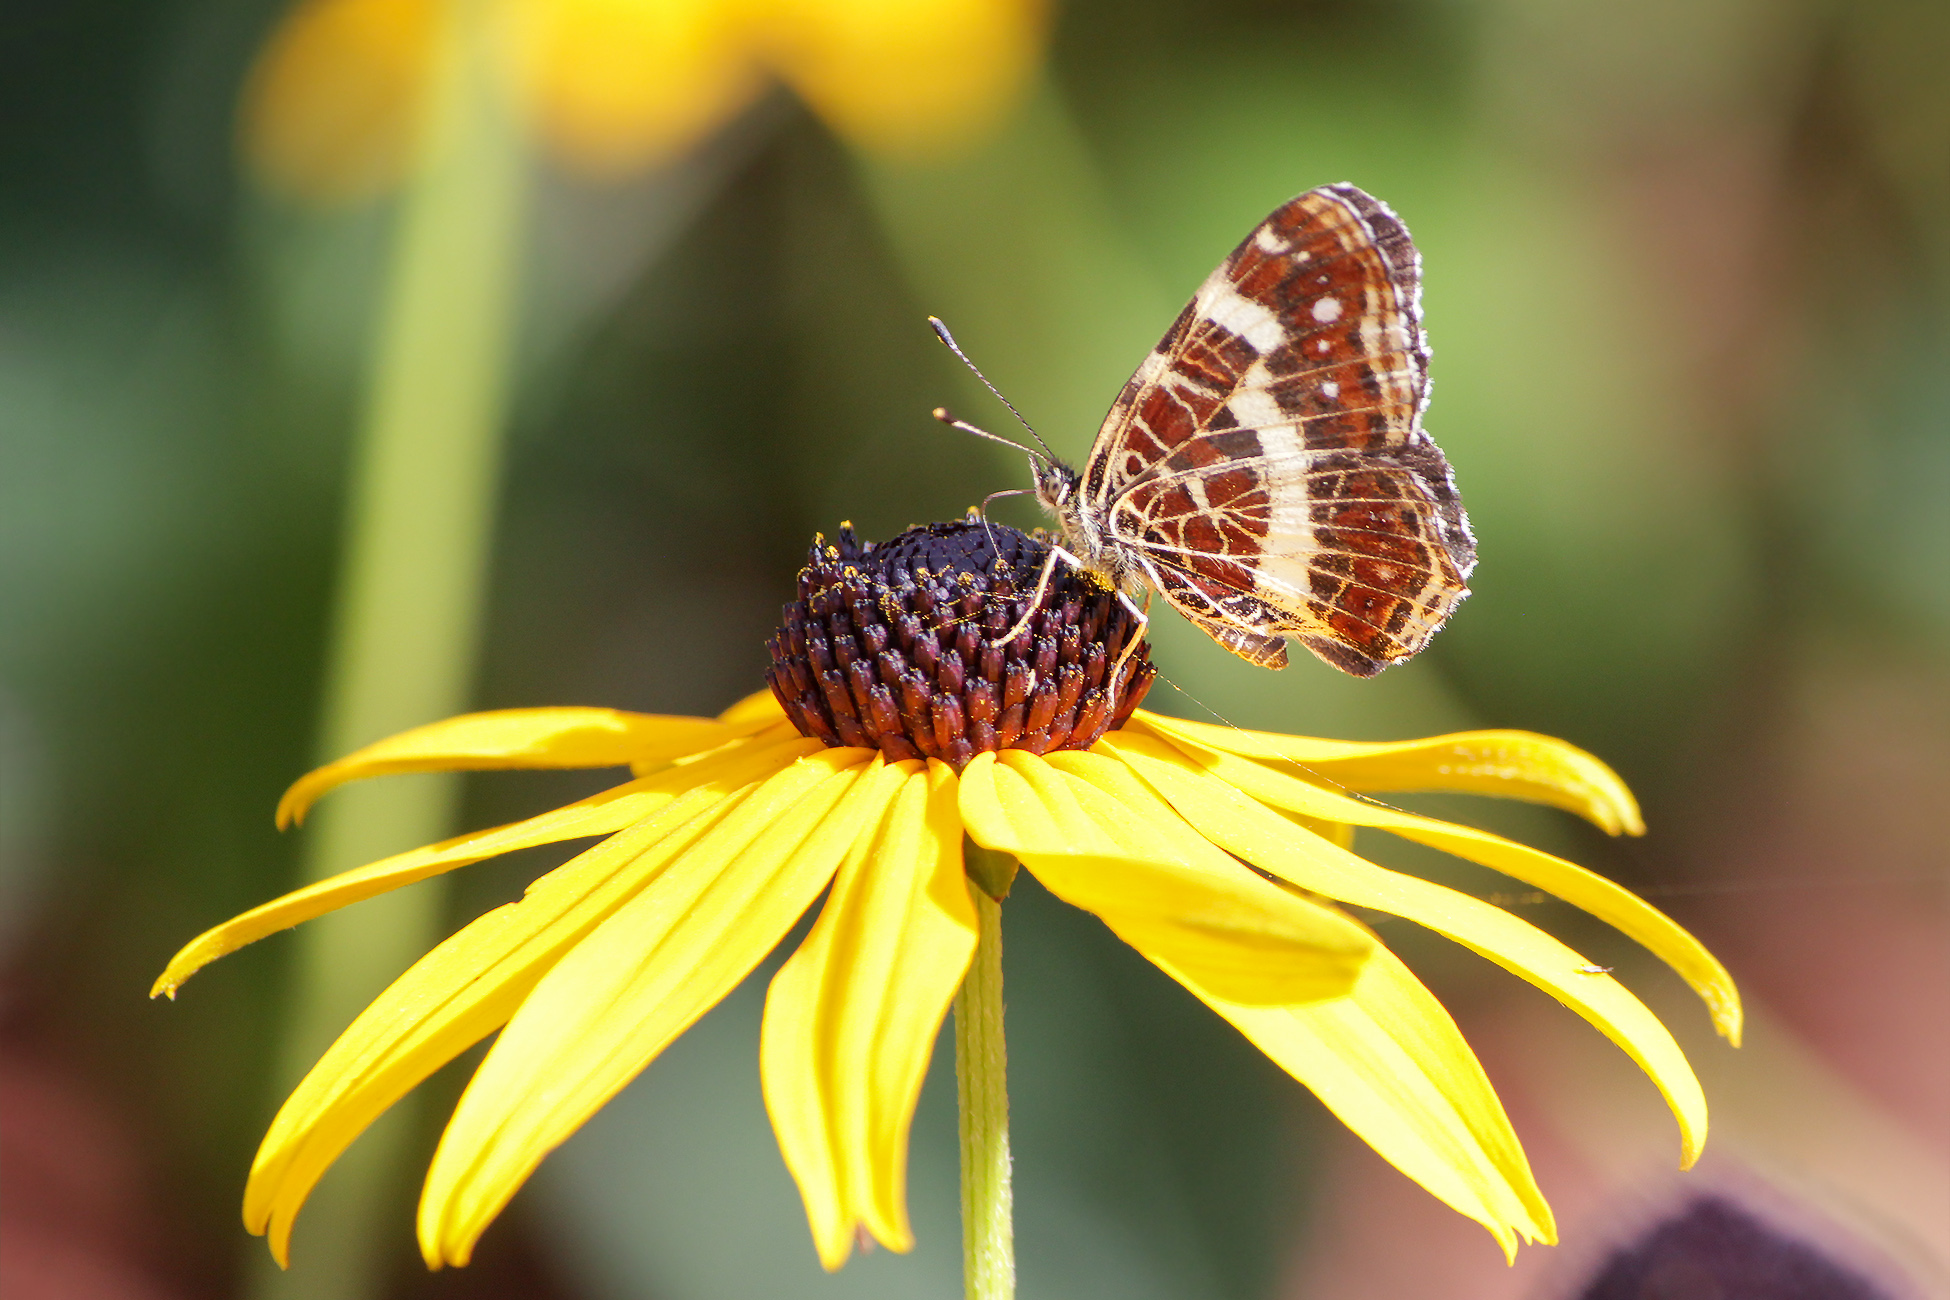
[941,183,1475,677]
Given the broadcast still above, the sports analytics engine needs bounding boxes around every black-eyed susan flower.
[154,519,1738,1275]
[243,0,1048,202]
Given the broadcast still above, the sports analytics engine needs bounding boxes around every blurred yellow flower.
[241,0,1048,202]
[153,522,1738,1272]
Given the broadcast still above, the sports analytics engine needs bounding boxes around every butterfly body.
[1030,182,1476,678]
[1029,457,1138,592]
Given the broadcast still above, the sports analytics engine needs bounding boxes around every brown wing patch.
[1071,184,1474,675]
[1119,453,1469,677]
[1085,186,1433,499]
[1148,566,1292,671]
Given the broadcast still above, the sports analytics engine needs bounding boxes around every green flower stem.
[251,4,527,1299]
[954,882,1015,1300]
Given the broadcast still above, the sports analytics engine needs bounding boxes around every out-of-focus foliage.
[2,0,1945,1298]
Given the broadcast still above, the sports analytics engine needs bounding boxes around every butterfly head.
[1031,456,1079,514]
[1032,455,1124,583]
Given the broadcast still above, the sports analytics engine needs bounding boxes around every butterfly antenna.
[928,316,1063,464]
[932,407,1045,464]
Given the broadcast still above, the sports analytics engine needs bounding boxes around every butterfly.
[936,183,1475,677]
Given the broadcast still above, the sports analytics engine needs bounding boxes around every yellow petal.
[1179,942,1554,1258]
[761,0,1047,159]
[718,687,789,730]
[761,759,976,1270]
[1122,730,1740,1044]
[1301,817,1357,851]
[959,751,1370,1006]
[155,734,820,998]
[245,762,780,1264]
[1102,735,1711,1166]
[418,746,897,1266]
[278,706,739,827]
[239,0,438,204]
[505,0,763,177]
[1134,711,1643,836]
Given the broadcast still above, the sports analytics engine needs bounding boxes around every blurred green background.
[3,2,1946,1299]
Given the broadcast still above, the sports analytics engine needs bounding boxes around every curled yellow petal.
[1183,943,1554,1258]
[245,762,783,1264]
[1125,729,1740,1044]
[959,751,1371,1006]
[418,747,895,1267]
[278,706,739,827]
[1103,735,1711,1167]
[1135,711,1643,836]
[240,0,439,204]
[762,760,976,1270]
[761,0,1048,159]
[156,734,820,999]
[167,782,637,1001]
[505,0,763,177]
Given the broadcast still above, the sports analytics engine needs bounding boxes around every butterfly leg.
[973,490,1029,564]
[993,544,1079,648]
[1110,589,1150,689]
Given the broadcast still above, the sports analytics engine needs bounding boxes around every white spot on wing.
[1320,381,1340,401]
[1316,339,1333,353]
[1269,486,1329,539]
[1253,553,1319,603]
[1312,297,1344,323]
[1227,387,1286,429]
[1256,422,1303,461]
[1205,285,1286,353]
[1358,292,1385,360]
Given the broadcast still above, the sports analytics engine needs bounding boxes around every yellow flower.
[242,0,1048,202]
[153,521,1738,1272]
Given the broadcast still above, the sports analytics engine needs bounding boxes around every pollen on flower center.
[766,518,1156,770]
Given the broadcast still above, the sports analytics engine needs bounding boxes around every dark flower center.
[766,518,1156,771]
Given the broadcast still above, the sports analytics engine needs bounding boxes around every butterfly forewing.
[1083,183,1475,676]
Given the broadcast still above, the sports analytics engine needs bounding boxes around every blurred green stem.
[954,886,1014,1300]
[251,4,527,1300]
